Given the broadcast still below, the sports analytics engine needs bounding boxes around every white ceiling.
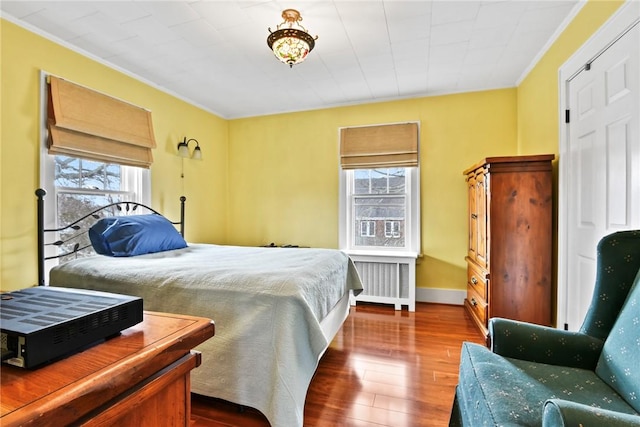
[1,0,580,119]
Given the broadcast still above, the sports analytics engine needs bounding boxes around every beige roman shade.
[47,76,156,168]
[340,122,419,169]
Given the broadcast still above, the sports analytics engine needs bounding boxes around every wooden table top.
[0,311,215,426]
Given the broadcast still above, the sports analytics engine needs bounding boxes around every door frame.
[557,0,640,330]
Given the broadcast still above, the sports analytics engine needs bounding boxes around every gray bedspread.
[50,244,363,427]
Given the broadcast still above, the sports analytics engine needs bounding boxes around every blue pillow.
[89,214,187,257]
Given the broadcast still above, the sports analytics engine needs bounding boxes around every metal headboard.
[35,188,186,286]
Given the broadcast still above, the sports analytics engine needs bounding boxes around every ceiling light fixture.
[267,9,318,68]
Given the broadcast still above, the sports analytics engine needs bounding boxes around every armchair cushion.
[543,399,640,427]
[455,342,638,426]
[490,318,603,369]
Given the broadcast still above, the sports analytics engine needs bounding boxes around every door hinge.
[565,109,570,123]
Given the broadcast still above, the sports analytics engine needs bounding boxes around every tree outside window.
[54,155,135,262]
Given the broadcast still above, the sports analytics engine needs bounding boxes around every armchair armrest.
[543,399,640,426]
[489,318,603,369]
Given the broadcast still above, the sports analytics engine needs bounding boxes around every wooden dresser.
[1,311,215,427]
[463,155,554,341]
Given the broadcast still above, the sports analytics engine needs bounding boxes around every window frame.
[339,166,420,257]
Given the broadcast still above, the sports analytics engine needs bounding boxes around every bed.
[36,189,363,427]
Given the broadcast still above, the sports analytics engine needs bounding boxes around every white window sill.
[341,249,419,259]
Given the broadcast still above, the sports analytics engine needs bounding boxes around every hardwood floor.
[190,302,484,427]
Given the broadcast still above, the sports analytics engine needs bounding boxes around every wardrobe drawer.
[466,287,487,327]
[467,262,487,301]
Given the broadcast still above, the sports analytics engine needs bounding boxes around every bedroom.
[0,0,637,425]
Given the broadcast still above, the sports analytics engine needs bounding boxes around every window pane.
[354,169,371,194]
[54,156,122,191]
[56,193,124,261]
[53,155,128,262]
[353,195,405,247]
[354,168,405,195]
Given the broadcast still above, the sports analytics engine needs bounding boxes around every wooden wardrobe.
[463,154,554,341]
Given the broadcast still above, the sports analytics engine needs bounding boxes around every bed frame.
[35,188,186,286]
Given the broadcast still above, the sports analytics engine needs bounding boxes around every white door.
[560,16,640,331]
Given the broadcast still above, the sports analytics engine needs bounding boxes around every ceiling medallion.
[267,9,318,68]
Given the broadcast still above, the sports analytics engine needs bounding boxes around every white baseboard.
[416,287,465,305]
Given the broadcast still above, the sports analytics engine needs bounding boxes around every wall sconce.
[177,137,202,160]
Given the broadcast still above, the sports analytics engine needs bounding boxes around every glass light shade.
[177,142,190,158]
[267,9,317,68]
[192,145,203,160]
[269,30,313,67]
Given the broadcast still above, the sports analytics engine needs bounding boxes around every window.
[360,220,376,237]
[50,155,147,262]
[39,72,151,275]
[385,221,401,238]
[353,168,405,247]
[340,167,419,254]
[339,122,420,255]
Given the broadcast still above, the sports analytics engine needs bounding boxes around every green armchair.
[450,230,640,426]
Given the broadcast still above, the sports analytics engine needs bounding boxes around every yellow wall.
[228,89,518,290]
[0,20,228,291]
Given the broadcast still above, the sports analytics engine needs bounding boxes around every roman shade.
[47,76,156,168]
[340,122,419,169]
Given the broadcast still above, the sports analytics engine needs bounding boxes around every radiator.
[350,255,416,311]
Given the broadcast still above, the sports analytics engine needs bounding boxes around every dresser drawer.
[467,262,488,301]
[466,287,487,327]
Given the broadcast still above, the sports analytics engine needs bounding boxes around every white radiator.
[350,255,416,311]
